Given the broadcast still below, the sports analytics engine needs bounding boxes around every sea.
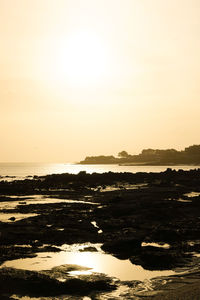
[0,163,198,181]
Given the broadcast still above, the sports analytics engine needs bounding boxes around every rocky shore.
[0,168,200,299]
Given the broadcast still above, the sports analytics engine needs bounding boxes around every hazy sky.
[1,0,200,162]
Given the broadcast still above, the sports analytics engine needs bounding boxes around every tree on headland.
[184,145,200,155]
[118,151,129,158]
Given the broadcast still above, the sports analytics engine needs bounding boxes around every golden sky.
[0,0,200,162]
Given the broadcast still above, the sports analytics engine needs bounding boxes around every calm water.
[0,163,198,180]
[2,244,175,281]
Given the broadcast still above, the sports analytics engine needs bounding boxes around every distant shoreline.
[79,144,200,165]
[120,162,200,166]
[78,162,200,166]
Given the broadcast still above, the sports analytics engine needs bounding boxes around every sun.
[47,30,109,87]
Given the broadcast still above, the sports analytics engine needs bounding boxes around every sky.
[0,0,200,162]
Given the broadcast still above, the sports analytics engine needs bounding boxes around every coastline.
[119,162,200,166]
[1,169,200,298]
[79,145,200,166]
[78,162,200,166]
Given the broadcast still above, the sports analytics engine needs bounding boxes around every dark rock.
[101,238,141,259]
[80,246,97,252]
[130,246,191,270]
[0,267,116,297]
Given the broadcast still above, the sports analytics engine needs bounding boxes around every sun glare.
[47,31,109,87]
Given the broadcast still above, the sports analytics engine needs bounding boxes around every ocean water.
[0,163,198,181]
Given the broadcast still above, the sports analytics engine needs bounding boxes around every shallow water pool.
[2,245,175,281]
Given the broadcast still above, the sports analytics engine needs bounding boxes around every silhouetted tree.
[184,145,200,155]
[118,151,129,158]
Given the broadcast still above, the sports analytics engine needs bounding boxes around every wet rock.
[80,246,98,252]
[0,267,116,297]
[37,245,61,252]
[101,238,141,259]
[1,169,200,282]
[151,228,182,242]
[0,245,37,265]
[30,240,43,247]
[45,264,92,279]
[130,246,192,270]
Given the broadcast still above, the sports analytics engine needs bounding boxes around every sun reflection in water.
[2,248,175,281]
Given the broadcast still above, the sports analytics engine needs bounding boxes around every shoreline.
[78,162,200,166]
[1,169,200,298]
